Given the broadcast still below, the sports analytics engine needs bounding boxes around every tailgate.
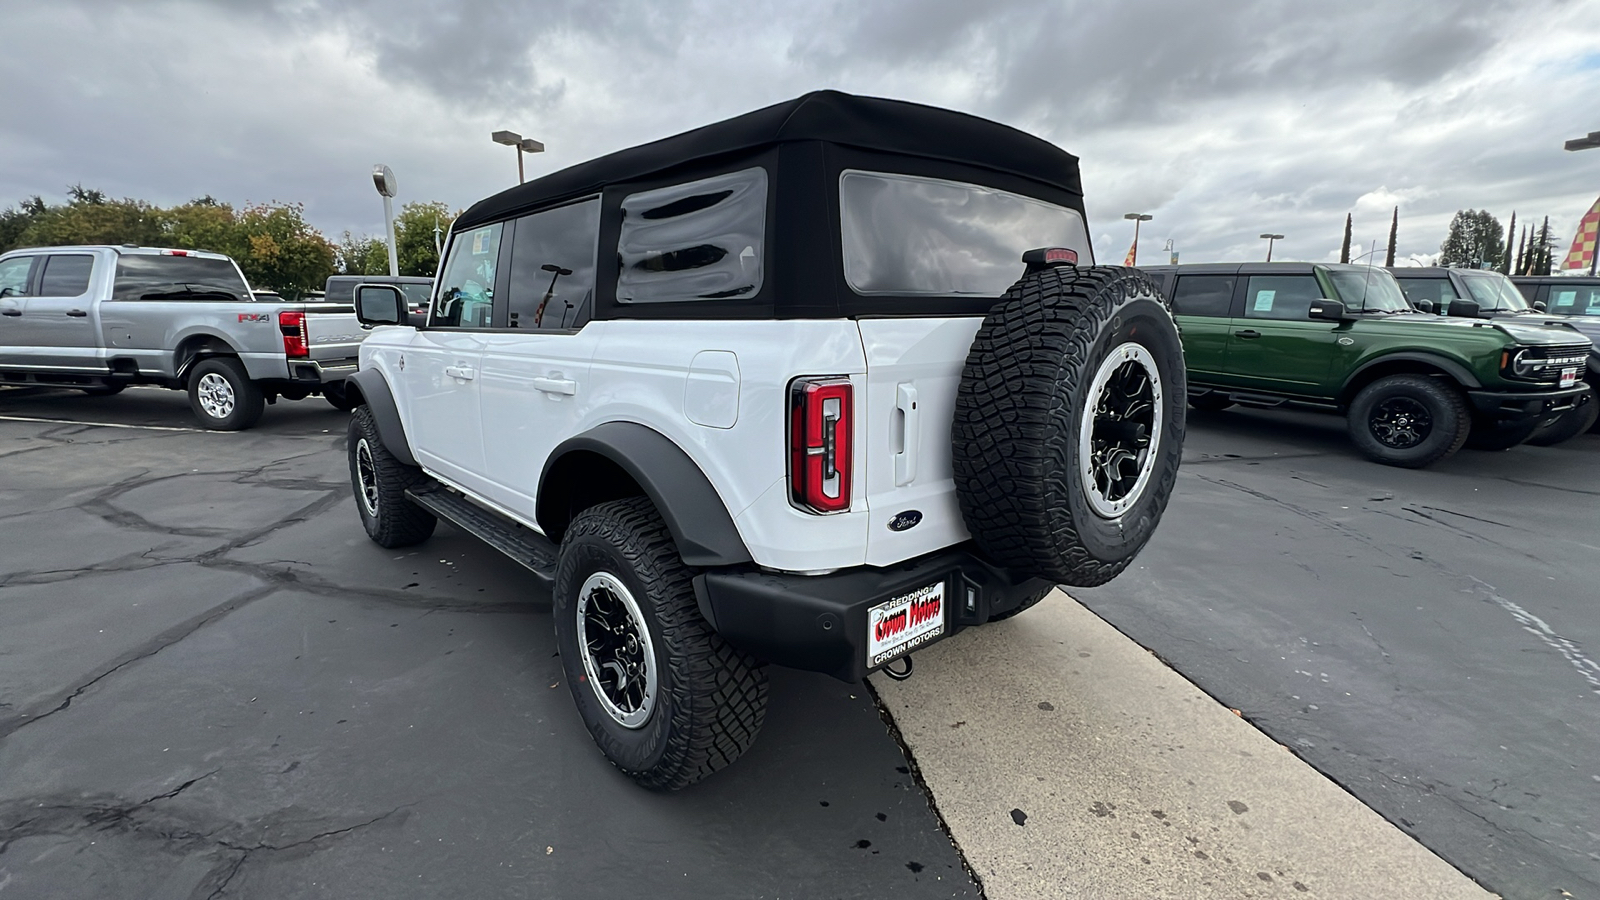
[857,318,983,567]
[302,306,366,363]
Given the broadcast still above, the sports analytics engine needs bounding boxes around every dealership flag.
[1123,238,1137,266]
[1562,195,1600,272]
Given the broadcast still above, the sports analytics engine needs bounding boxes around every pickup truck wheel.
[187,357,264,430]
[1347,375,1470,467]
[952,266,1186,587]
[347,405,436,547]
[1525,384,1599,446]
[323,382,358,412]
[553,497,767,791]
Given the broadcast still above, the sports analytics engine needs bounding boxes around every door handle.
[894,383,920,486]
[443,365,475,381]
[0,309,19,317]
[531,376,577,396]
[67,309,88,317]
[1235,329,1262,339]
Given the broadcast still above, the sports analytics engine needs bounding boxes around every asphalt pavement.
[0,386,975,899]
[1076,405,1600,899]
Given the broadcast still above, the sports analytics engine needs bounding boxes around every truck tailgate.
[302,305,365,365]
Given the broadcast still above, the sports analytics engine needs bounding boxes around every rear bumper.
[287,357,358,385]
[693,544,1051,683]
[1467,384,1589,422]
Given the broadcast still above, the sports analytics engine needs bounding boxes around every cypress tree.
[1499,212,1515,274]
[1385,207,1398,267]
[1340,213,1352,264]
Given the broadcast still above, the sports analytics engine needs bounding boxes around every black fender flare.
[539,422,752,568]
[1345,352,1482,397]
[343,369,418,467]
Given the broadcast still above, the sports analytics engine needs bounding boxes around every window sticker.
[1253,290,1276,312]
[1553,290,1576,308]
[471,228,494,255]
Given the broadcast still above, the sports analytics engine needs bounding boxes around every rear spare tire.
[952,266,1185,587]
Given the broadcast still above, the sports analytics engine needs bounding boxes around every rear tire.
[953,266,1186,587]
[348,405,436,547]
[323,381,358,412]
[1465,418,1540,452]
[187,357,264,430]
[987,586,1054,622]
[1346,375,1470,468]
[553,497,767,791]
[1526,384,1599,446]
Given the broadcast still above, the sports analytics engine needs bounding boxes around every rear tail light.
[789,377,853,514]
[278,310,308,358]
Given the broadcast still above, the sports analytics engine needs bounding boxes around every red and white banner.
[1562,195,1600,272]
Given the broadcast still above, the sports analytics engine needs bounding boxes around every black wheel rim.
[576,572,657,729]
[1369,397,1433,449]
[354,438,379,516]
[1081,342,1163,518]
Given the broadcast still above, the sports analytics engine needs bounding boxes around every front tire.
[347,405,436,547]
[1346,375,1470,468]
[187,357,264,430]
[952,266,1186,587]
[553,497,767,791]
[1526,384,1599,446]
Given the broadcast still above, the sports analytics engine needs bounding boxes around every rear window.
[1170,275,1234,317]
[112,254,250,302]
[839,170,1090,296]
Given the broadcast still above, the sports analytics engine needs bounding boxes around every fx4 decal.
[238,313,271,323]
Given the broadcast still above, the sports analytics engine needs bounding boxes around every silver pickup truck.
[0,245,367,429]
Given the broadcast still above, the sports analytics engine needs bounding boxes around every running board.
[405,484,558,584]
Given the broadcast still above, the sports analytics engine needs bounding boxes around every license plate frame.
[867,580,947,669]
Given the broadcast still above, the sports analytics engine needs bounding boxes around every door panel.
[1227,275,1336,394]
[16,254,101,371]
[1169,274,1240,387]
[476,326,606,519]
[0,256,36,360]
[400,330,491,496]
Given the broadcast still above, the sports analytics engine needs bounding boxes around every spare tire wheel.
[953,266,1185,587]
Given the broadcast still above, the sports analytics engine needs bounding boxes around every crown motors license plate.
[1561,367,1579,388]
[867,581,946,669]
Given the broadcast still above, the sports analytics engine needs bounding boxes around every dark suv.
[1141,262,1591,466]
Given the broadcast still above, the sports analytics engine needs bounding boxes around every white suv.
[344,91,1187,789]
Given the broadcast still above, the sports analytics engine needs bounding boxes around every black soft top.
[456,90,1082,230]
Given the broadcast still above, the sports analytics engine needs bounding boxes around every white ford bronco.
[344,92,1187,789]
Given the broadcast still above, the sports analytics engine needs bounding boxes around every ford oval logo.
[888,510,923,532]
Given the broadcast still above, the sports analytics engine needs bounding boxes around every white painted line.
[0,414,215,434]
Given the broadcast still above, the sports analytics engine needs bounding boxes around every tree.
[1340,213,1352,264]
[1515,225,1527,275]
[394,201,455,277]
[1531,216,1555,276]
[1438,209,1504,269]
[1385,207,1398,268]
[335,231,390,275]
[16,187,166,248]
[231,202,335,299]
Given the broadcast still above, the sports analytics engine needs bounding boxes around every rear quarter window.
[1170,275,1234,317]
[616,167,767,304]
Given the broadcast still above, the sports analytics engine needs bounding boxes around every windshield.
[1459,272,1529,312]
[1326,267,1411,313]
[399,283,433,309]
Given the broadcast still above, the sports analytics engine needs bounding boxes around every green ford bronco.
[1138,262,1592,467]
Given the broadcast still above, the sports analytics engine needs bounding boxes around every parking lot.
[0,385,1595,898]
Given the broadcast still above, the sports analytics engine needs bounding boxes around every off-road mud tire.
[1346,375,1470,468]
[323,381,359,412]
[987,585,1055,622]
[187,357,264,430]
[554,497,767,791]
[1526,383,1599,446]
[348,405,436,547]
[952,266,1186,587]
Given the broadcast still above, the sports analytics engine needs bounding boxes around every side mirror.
[355,284,409,327]
[1533,300,1547,312]
[1413,299,1436,315]
[1307,299,1350,322]
[1446,298,1482,318]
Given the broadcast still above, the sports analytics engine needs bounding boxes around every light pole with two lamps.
[1564,130,1599,275]
[492,130,545,185]
[1260,233,1285,262]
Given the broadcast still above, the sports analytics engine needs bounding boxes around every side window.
[38,254,95,297]
[616,167,767,304]
[506,198,600,329]
[432,223,503,328]
[1243,275,1322,321]
[1170,275,1234,317]
[1394,277,1457,306]
[0,257,34,298]
[1552,286,1600,314]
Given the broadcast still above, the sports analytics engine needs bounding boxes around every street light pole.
[1564,130,1600,274]
[1124,212,1152,265]
[1259,233,1285,262]
[492,130,546,185]
[372,164,399,277]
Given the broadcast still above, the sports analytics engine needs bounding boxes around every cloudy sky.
[4,0,1599,267]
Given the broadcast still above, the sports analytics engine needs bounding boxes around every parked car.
[0,246,366,428]
[1392,268,1600,443]
[341,91,1187,789]
[324,275,433,313]
[1139,262,1591,465]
